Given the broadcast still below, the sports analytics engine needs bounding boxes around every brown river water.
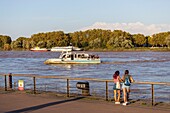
[0,51,170,102]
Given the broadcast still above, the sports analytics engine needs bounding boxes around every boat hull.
[30,47,49,52]
[30,49,49,52]
[44,58,101,64]
[50,46,72,52]
[50,46,82,52]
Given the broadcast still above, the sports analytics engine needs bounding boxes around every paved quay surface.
[0,92,170,113]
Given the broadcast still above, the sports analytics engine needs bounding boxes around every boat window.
[71,54,74,60]
[82,54,84,58]
[62,55,66,59]
[78,54,81,58]
[67,55,71,58]
[91,55,95,59]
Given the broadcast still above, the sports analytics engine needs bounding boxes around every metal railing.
[0,73,170,106]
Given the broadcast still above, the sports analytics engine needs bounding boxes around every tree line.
[0,29,170,51]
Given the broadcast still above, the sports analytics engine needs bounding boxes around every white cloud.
[81,22,170,36]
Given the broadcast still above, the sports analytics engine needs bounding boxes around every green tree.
[132,34,146,47]
[30,40,36,48]
[121,39,134,48]
[106,37,114,49]
[46,40,55,48]
[22,39,31,49]
[10,41,20,49]
[0,35,12,48]
[3,44,11,50]
[37,41,46,48]
[165,35,170,47]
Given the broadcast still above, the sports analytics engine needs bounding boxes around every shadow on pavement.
[6,97,84,113]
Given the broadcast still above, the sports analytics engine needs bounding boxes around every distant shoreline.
[1,47,170,52]
[88,48,170,52]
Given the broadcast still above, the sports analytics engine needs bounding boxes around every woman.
[122,70,135,106]
[113,70,122,104]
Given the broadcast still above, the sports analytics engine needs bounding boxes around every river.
[0,51,170,102]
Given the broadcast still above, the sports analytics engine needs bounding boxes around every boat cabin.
[44,51,101,64]
[59,52,99,60]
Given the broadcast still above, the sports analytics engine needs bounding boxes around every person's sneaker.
[115,102,120,104]
[126,102,130,104]
[122,102,127,106]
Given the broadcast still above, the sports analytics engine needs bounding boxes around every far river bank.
[1,47,170,52]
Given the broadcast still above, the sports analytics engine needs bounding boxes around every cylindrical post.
[67,79,69,97]
[151,84,154,106]
[106,81,108,101]
[4,75,7,91]
[8,73,12,89]
[33,77,36,94]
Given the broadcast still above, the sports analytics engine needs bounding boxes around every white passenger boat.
[50,46,73,52]
[50,46,82,52]
[72,46,83,51]
[30,47,49,52]
[44,51,101,64]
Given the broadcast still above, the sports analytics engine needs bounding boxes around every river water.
[0,51,170,102]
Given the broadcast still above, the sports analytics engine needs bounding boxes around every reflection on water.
[49,64,73,69]
[0,51,170,102]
